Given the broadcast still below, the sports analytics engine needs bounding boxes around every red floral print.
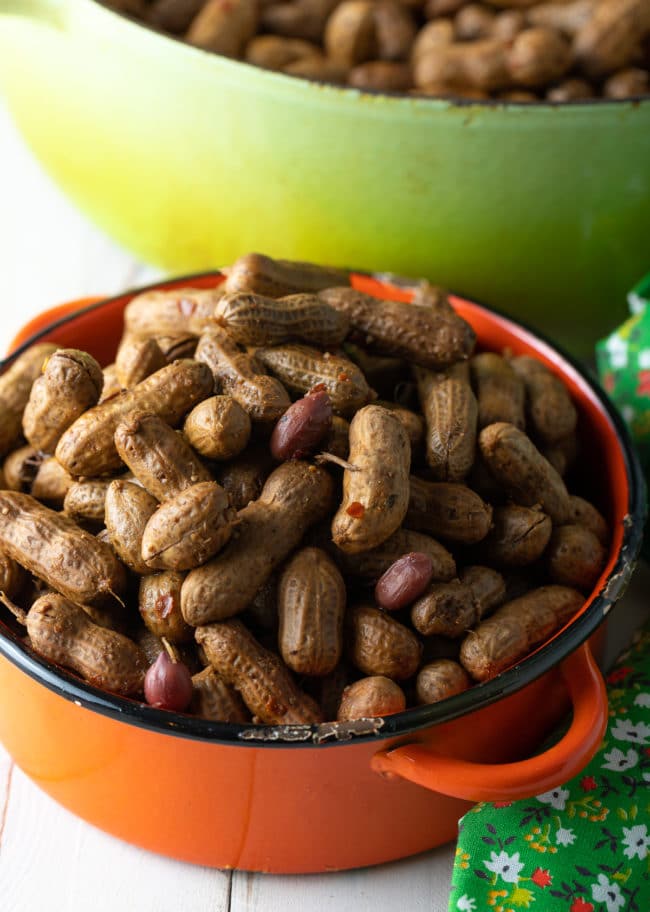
[570,899,594,912]
[580,776,597,791]
[606,666,633,684]
[531,868,552,888]
[637,371,650,397]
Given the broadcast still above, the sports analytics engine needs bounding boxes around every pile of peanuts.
[106,0,650,101]
[0,252,609,726]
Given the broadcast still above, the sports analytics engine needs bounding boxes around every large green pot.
[2,0,649,354]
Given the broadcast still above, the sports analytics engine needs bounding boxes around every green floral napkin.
[448,628,650,912]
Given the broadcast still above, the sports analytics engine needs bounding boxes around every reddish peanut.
[196,619,323,723]
[105,480,159,575]
[270,390,333,460]
[319,286,476,369]
[23,349,103,453]
[415,362,477,481]
[348,603,421,680]
[56,360,213,477]
[224,252,349,296]
[144,649,193,712]
[511,355,577,444]
[191,666,250,722]
[139,571,194,643]
[278,547,346,675]
[416,659,471,704]
[407,477,493,544]
[337,676,406,720]
[546,524,606,590]
[124,287,223,337]
[182,461,334,625]
[332,405,411,553]
[0,491,126,610]
[470,352,525,430]
[339,527,456,584]
[0,343,58,457]
[195,328,291,423]
[460,585,584,681]
[141,482,236,571]
[115,412,213,501]
[375,552,435,611]
[479,422,570,522]
[215,292,349,347]
[256,344,371,417]
[184,395,251,462]
[26,594,147,696]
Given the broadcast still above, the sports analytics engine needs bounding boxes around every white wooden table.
[1,98,649,912]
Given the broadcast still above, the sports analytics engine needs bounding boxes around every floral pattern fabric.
[449,630,650,912]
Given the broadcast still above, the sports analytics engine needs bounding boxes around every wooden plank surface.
[1,96,649,912]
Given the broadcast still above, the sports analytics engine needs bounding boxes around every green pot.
[2,0,649,355]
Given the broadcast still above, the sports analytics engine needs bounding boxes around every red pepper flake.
[178,298,196,317]
[155,595,175,619]
[338,372,350,382]
[346,501,365,518]
[310,382,328,394]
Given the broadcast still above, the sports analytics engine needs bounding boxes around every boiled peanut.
[124,287,222,337]
[0,549,26,600]
[146,0,205,32]
[23,349,103,454]
[542,432,577,476]
[470,352,525,430]
[114,412,213,500]
[455,3,496,40]
[415,362,477,481]
[245,35,322,69]
[338,527,456,583]
[256,343,371,417]
[479,422,570,522]
[546,524,606,590]
[411,19,455,63]
[567,495,609,545]
[604,67,649,98]
[324,0,377,65]
[153,333,198,362]
[26,594,147,695]
[224,252,349,297]
[374,2,417,61]
[56,359,214,477]
[105,480,159,575]
[460,585,584,681]
[215,447,273,510]
[196,619,324,723]
[261,0,339,41]
[507,27,572,87]
[215,292,350,347]
[278,547,346,675]
[115,336,166,389]
[184,395,251,461]
[375,401,424,447]
[546,77,595,99]
[348,603,421,679]
[64,478,113,526]
[319,286,476,369]
[416,659,470,704]
[141,481,236,571]
[343,343,405,399]
[574,0,650,78]
[191,666,250,722]
[413,38,509,91]
[375,552,435,611]
[306,663,350,721]
[270,390,333,460]
[283,55,350,82]
[0,343,58,457]
[348,61,412,91]
[322,415,350,460]
[195,328,291,423]
[30,457,74,507]
[460,564,506,617]
[337,676,406,720]
[0,492,126,610]
[244,574,279,634]
[182,461,334,625]
[527,0,594,36]
[411,579,476,637]
[139,571,194,643]
[510,355,577,445]
[480,504,552,566]
[100,364,122,403]
[332,405,411,553]
[186,0,259,56]
[3,446,43,492]
[407,477,493,544]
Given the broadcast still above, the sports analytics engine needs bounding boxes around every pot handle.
[371,642,607,802]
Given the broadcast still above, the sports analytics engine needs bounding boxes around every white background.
[1,97,649,912]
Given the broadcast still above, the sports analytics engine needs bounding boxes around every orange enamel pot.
[0,273,644,874]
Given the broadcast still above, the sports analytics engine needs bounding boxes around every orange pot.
[0,273,644,873]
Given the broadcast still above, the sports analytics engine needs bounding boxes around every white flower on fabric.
[638,350,650,369]
[605,336,628,369]
[611,718,650,744]
[602,747,639,771]
[483,850,524,884]
[622,824,650,860]
[555,826,576,847]
[591,874,626,912]
[536,787,570,810]
[634,692,650,707]
[457,896,477,912]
